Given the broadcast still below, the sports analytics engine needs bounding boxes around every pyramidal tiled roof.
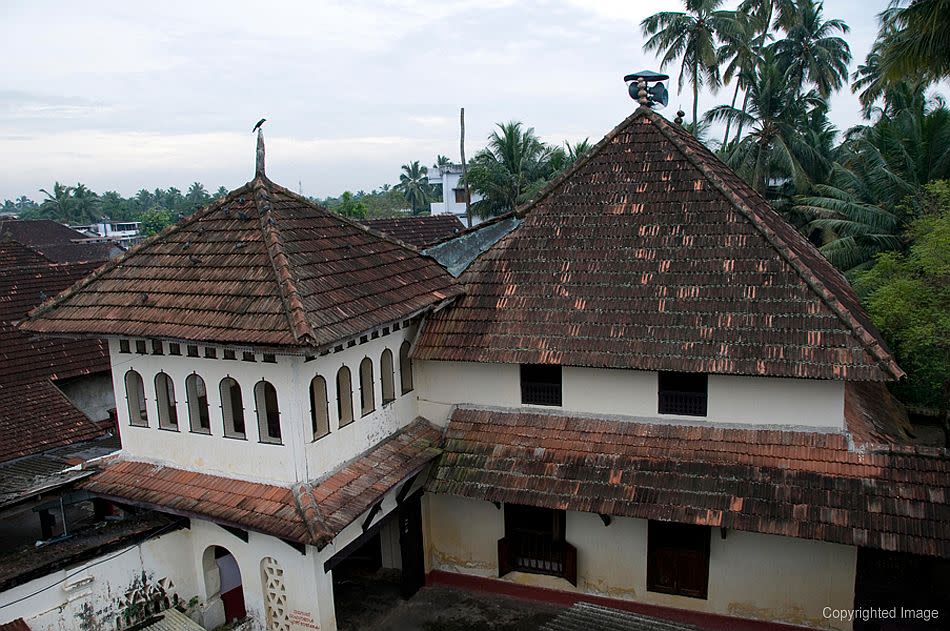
[415,107,901,381]
[22,176,461,348]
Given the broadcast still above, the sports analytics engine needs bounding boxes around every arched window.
[125,370,148,426]
[220,377,246,439]
[255,380,281,444]
[186,373,211,433]
[336,366,353,428]
[310,376,329,440]
[400,341,413,394]
[380,349,395,404]
[154,372,178,430]
[359,357,375,416]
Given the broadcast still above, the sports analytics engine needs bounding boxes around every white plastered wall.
[417,361,845,429]
[108,324,421,485]
[426,495,857,631]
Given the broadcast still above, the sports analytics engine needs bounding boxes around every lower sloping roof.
[429,405,950,558]
[81,419,442,549]
[361,215,464,248]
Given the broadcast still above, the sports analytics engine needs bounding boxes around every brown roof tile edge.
[19,182,253,330]
[644,110,902,381]
[254,179,316,344]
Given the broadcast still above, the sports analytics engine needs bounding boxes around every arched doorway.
[202,545,246,626]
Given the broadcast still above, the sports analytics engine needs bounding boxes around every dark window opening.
[119,339,130,353]
[187,345,199,357]
[255,380,281,444]
[151,340,164,355]
[499,504,576,585]
[647,521,710,599]
[135,340,147,354]
[242,351,255,362]
[453,188,470,204]
[262,354,276,364]
[399,341,413,394]
[520,364,562,406]
[223,349,236,360]
[168,343,181,356]
[204,347,217,359]
[658,372,707,416]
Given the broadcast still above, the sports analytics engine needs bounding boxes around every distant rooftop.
[361,215,464,247]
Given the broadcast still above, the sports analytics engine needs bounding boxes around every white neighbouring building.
[11,109,949,631]
[428,163,483,225]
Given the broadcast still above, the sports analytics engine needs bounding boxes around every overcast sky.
[0,0,889,201]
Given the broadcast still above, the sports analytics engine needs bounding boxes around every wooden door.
[399,492,425,599]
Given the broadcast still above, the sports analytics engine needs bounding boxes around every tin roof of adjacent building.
[429,387,950,558]
[80,419,442,549]
[414,107,901,382]
[20,177,461,349]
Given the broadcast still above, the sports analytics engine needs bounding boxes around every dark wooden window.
[520,364,562,406]
[187,345,199,357]
[242,351,256,362]
[204,347,217,359]
[135,340,147,354]
[185,373,210,433]
[658,372,707,416]
[262,353,276,364]
[399,341,413,394]
[254,380,281,444]
[453,188,469,204]
[119,339,130,353]
[223,349,236,360]
[647,521,710,599]
[499,504,576,585]
[220,377,245,439]
[168,343,181,356]
[151,340,164,355]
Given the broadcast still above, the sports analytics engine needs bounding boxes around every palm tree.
[716,11,762,146]
[213,186,229,199]
[186,182,209,208]
[772,0,851,98]
[396,161,431,215]
[70,183,101,223]
[39,182,74,221]
[465,122,552,216]
[566,139,592,164]
[641,0,733,127]
[705,50,824,194]
[878,0,950,85]
[433,155,451,169]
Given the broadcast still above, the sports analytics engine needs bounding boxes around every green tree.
[186,182,210,209]
[465,121,553,217]
[213,186,229,199]
[853,182,950,444]
[334,191,367,219]
[38,182,74,221]
[641,0,733,127]
[716,11,762,146]
[772,0,851,98]
[70,183,101,223]
[705,50,823,194]
[139,206,173,236]
[433,155,451,168]
[878,0,950,86]
[396,161,431,215]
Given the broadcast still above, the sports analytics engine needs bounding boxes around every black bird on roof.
[252,118,266,133]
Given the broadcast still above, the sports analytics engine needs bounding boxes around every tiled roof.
[0,240,109,463]
[30,241,119,264]
[361,215,465,247]
[21,177,460,348]
[81,419,442,548]
[0,219,88,248]
[415,107,900,382]
[430,403,950,558]
[0,620,30,631]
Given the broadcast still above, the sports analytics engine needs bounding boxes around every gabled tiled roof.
[81,419,442,548]
[0,240,109,463]
[415,107,900,381]
[430,403,950,558]
[21,178,460,348]
[0,219,88,248]
[361,215,465,247]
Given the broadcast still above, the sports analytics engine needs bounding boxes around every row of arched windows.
[124,341,414,445]
[309,342,413,441]
[125,371,282,443]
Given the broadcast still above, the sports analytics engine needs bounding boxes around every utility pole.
[460,107,472,228]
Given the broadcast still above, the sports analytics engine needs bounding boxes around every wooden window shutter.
[497,537,512,578]
[563,541,578,586]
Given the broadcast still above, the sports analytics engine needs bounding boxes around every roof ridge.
[262,178,427,255]
[22,183,255,325]
[643,109,903,381]
[253,178,317,345]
